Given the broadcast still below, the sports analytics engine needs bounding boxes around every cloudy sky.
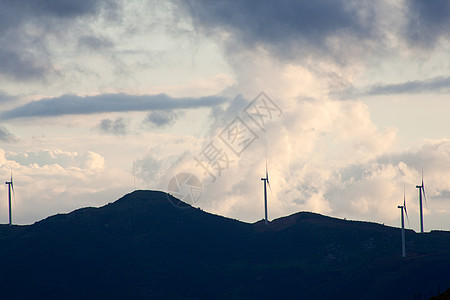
[1,0,450,231]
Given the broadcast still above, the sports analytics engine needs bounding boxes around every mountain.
[0,190,449,299]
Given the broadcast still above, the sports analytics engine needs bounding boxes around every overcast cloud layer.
[1,0,450,232]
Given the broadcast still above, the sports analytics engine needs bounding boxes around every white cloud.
[6,149,104,170]
[0,148,109,223]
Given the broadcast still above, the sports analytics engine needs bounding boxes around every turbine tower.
[416,170,427,233]
[398,188,409,258]
[5,173,14,226]
[261,161,271,225]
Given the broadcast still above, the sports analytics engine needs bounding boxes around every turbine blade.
[265,159,272,192]
[423,185,428,208]
[405,207,410,228]
[265,159,268,179]
[403,185,410,227]
[422,169,428,208]
[421,168,424,186]
[10,172,15,198]
[403,186,406,207]
[404,193,410,227]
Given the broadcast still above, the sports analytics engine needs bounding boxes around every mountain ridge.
[0,190,448,299]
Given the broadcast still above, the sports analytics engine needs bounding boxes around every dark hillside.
[0,190,448,299]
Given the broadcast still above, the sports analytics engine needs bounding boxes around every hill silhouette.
[0,190,449,299]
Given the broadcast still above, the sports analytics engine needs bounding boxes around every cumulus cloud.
[0,147,111,224]
[152,0,450,230]
[80,151,105,170]
[183,115,450,229]
[157,92,400,225]
[322,139,450,228]
[378,140,450,188]
[6,149,104,171]
[0,93,227,119]
[97,117,128,135]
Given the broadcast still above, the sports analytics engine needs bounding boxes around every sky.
[1,0,450,232]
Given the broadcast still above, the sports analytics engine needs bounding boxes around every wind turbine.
[398,188,409,258]
[416,170,427,233]
[261,160,271,225]
[5,173,14,226]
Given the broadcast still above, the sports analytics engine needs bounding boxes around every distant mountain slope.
[0,190,448,299]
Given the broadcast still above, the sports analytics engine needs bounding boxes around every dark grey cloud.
[340,76,450,98]
[0,0,119,80]
[97,117,127,135]
[0,125,18,143]
[406,0,450,47]
[368,76,450,95]
[179,0,380,62]
[0,93,227,119]
[144,111,178,127]
[0,48,52,81]
[33,0,106,18]
[180,1,450,64]
[78,35,115,50]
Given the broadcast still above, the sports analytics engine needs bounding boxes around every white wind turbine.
[5,173,15,226]
[261,160,271,225]
[397,187,409,258]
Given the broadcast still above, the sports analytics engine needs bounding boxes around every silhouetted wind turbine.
[5,173,14,226]
[416,170,427,233]
[398,188,409,258]
[261,160,271,225]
